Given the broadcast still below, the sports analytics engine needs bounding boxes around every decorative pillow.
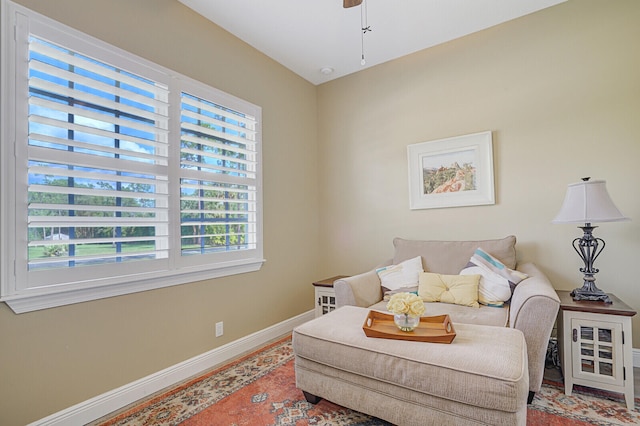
[460,248,528,306]
[376,256,423,292]
[382,286,419,301]
[418,272,480,308]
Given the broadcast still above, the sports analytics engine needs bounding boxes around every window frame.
[0,0,264,313]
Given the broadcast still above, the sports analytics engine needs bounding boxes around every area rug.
[94,336,640,426]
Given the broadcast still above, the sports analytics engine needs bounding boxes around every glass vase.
[394,313,420,332]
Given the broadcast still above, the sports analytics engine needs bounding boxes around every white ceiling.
[178,0,566,85]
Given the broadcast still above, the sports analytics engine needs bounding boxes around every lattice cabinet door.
[570,318,624,387]
[315,287,337,318]
[557,290,636,411]
[312,276,347,318]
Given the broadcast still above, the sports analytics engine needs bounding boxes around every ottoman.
[293,306,528,426]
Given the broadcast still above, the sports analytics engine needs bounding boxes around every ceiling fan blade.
[343,0,363,8]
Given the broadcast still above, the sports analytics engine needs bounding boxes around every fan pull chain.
[360,0,371,65]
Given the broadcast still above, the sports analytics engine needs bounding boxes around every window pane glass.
[581,326,594,341]
[598,347,613,360]
[580,343,594,357]
[180,179,255,255]
[27,36,169,270]
[598,328,612,343]
[581,359,595,374]
[599,362,613,376]
[2,4,263,311]
[179,92,258,256]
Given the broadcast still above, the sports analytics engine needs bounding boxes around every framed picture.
[407,131,495,210]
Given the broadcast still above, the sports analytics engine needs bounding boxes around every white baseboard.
[27,318,640,426]
[30,309,315,426]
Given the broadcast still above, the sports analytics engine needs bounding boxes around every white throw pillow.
[376,256,423,291]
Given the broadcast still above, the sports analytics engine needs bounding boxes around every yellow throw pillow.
[418,272,480,308]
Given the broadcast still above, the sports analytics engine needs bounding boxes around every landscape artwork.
[407,131,494,210]
[421,148,477,195]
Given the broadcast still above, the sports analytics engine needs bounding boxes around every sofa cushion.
[393,235,517,275]
[369,299,509,327]
[460,248,529,306]
[376,256,423,292]
[418,272,480,308]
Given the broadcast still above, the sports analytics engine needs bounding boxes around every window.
[0,1,263,313]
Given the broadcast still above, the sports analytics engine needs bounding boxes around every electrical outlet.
[215,321,224,337]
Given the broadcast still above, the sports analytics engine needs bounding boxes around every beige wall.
[2,0,640,424]
[318,1,639,340]
[0,1,319,424]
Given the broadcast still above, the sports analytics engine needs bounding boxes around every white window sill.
[1,259,265,314]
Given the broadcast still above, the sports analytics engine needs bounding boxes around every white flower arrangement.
[386,292,425,318]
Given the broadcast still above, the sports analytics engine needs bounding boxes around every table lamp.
[552,177,630,303]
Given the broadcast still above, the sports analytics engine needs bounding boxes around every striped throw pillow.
[460,248,528,306]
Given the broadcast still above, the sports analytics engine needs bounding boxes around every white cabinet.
[557,291,636,410]
[315,286,337,318]
[312,276,347,318]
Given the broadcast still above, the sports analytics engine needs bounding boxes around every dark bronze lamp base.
[570,286,612,304]
[568,223,613,304]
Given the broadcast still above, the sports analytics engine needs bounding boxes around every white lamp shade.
[552,179,630,224]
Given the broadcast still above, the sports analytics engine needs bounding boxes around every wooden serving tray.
[362,311,456,343]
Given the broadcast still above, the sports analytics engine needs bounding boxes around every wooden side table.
[312,276,348,318]
[557,290,636,410]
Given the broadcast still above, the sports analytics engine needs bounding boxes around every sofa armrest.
[334,270,383,308]
[510,262,560,394]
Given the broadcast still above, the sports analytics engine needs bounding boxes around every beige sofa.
[333,235,560,404]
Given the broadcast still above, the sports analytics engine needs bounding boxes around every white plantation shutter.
[26,36,170,282]
[2,3,263,312]
[179,91,259,257]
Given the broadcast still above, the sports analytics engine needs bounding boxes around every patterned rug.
[94,336,640,426]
